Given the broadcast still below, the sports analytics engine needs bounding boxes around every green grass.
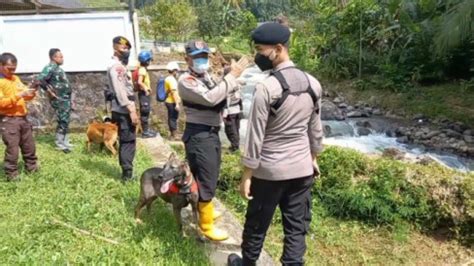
[329,80,474,126]
[216,149,473,265]
[0,134,209,265]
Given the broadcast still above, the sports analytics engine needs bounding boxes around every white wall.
[0,12,139,73]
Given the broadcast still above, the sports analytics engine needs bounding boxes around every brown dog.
[86,118,118,155]
[135,153,199,235]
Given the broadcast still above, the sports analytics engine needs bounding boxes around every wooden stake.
[51,218,120,245]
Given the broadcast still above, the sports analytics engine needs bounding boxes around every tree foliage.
[140,0,197,41]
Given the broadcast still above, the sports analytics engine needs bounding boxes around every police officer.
[222,65,243,152]
[178,40,250,241]
[107,36,138,181]
[37,48,73,153]
[228,23,324,265]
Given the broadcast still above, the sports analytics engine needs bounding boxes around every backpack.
[269,67,319,116]
[156,77,167,102]
[132,67,140,92]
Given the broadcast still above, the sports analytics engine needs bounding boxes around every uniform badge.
[183,77,198,88]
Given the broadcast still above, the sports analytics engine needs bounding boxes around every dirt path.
[138,135,275,266]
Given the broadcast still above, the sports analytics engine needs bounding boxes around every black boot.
[227,253,242,266]
[142,129,157,138]
[121,169,134,182]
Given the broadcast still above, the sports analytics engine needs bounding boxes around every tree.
[435,0,474,55]
[140,0,197,41]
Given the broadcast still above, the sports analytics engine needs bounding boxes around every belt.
[185,122,220,134]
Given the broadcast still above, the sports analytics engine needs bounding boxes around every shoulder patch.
[182,77,198,88]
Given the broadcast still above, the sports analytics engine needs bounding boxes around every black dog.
[134,153,199,235]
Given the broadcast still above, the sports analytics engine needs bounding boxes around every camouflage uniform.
[37,62,72,135]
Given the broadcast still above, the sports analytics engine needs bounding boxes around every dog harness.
[167,175,198,195]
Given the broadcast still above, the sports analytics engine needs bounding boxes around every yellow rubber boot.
[198,202,229,241]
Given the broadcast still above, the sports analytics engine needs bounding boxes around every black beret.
[251,22,291,45]
[113,36,132,49]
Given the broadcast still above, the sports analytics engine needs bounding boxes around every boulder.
[333,96,344,104]
[321,100,345,121]
[463,129,472,136]
[355,120,372,128]
[396,136,409,144]
[323,125,332,137]
[346,106,355,112]
[338,103,348,109]
[464,135,473,143]
[347,111,363,118]
[372,109,383,116]
[357,127,371,136]
[425,130,441,139]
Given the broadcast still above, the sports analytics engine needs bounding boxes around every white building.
[0,0,140,73]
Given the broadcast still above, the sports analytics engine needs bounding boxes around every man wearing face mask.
[107,36,139,182]
[228,23,324,266]
[178,40,250,241]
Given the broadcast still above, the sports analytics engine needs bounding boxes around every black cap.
[185,40,210,56]
[251,22,291,45]
[113,36,132,49]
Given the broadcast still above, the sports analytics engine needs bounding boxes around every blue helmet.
[138,51,153,63]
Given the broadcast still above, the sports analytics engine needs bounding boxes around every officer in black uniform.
[178,40,250,241]
[107,36,139,181]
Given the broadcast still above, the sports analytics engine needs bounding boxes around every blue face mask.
[192,58,209,74]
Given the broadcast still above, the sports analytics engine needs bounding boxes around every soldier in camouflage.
[37,48,73,153]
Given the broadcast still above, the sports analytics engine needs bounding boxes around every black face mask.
[118,51,130,65]
[254,53,274,71]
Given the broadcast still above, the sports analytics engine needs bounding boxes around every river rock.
[463,130,472,136]
[372,109,382,116]
[357,127,371,136]
[355,120,372,128]
[385,130,396,137]
[364,107,373,114]
[333,96,344,104]
[346,106,355,112]
[395,127,409,137]
[321,100,345,120]
[396,136,409,144]
[425,130,441,139]
[347,111,363,118]
[338,103,348,109]
[449,122,467,134]
[323,125,332,137]
[443,129,463,139]
[464,135,473,143]
[382,148,405,160]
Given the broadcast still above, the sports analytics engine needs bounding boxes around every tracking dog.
[86,117,118,155]
[134,153,199,235]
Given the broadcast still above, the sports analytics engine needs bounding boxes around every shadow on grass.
[79,158,121,181]
[123,195,211,265]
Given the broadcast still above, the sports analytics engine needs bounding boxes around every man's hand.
[239,167,254,200]
[128,105,139,126]
[229,56,252,78]
[312,154,320,178]
[47,89,58,99]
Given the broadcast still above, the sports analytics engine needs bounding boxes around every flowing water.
[220,66,474,173]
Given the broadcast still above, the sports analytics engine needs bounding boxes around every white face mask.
[192,58,209,74]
